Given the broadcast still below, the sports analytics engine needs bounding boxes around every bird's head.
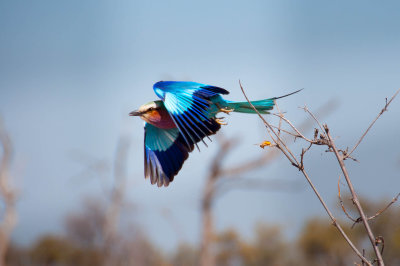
[129,101,164,122]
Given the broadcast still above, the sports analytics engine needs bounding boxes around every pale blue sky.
[1,0,400,249]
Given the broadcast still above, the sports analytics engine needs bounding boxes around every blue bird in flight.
[130,81,300,187]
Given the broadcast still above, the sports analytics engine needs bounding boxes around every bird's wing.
[144,122,194,187]
[153,81,229,150]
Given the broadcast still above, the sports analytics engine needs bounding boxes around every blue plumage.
[144,123,193,187]
[131,81,301,187]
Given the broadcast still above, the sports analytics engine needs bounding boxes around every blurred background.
[1,0,400,265]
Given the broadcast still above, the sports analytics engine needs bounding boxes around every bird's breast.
[143,109,176,129]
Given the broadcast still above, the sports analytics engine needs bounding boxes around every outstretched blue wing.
[144,122,194,187]
[153,81,229,149]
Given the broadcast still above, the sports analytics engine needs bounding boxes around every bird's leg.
[215,116,227,125]
[216,103,234,115]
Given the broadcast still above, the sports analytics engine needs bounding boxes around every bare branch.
[275,101,284,137]
[268,124,302,138]
[271,113,314,143]
[301,104,325,133]
[375,236,385,258]
[370,193,400,221]
[337,175,357,223]
[346,88,400,159]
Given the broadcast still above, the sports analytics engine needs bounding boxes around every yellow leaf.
[260,141,271,149]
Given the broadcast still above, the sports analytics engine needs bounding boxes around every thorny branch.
[239,81,400,266]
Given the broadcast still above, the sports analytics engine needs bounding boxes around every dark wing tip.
[273,88,303,100]
[145,133,193,187]
[200,85,230,95]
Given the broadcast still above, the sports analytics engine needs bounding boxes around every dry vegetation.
[4,201,400,266]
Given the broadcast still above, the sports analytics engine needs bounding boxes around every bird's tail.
[226,89,302,114]
[226,99,275,114]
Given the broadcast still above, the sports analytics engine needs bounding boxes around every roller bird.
[130,81,300,187]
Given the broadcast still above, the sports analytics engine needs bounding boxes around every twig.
[268,124,302,138]
[350,192,400,228]
[368,193,400,221]
[272,113,314,143]
[301,105,325,133]
[338,175,357,223]
[346,89,400,159]
[375,236,385,257]
[275,101,284,137]
[299,142,313,171]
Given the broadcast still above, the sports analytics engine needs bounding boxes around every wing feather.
[153,81,229,149]
[144,123,194,187]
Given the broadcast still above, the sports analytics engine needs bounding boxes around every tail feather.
[273,88,303,100]
[227,99,275,114]
[226,89,302,114]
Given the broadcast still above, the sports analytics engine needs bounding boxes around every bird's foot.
[219,107,234,114]
[215,117,227,125]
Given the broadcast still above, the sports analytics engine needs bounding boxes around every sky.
[1,0,400,250]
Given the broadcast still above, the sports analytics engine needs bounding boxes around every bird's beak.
[129,110,141,116]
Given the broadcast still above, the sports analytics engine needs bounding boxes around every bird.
[130,81,301,187]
